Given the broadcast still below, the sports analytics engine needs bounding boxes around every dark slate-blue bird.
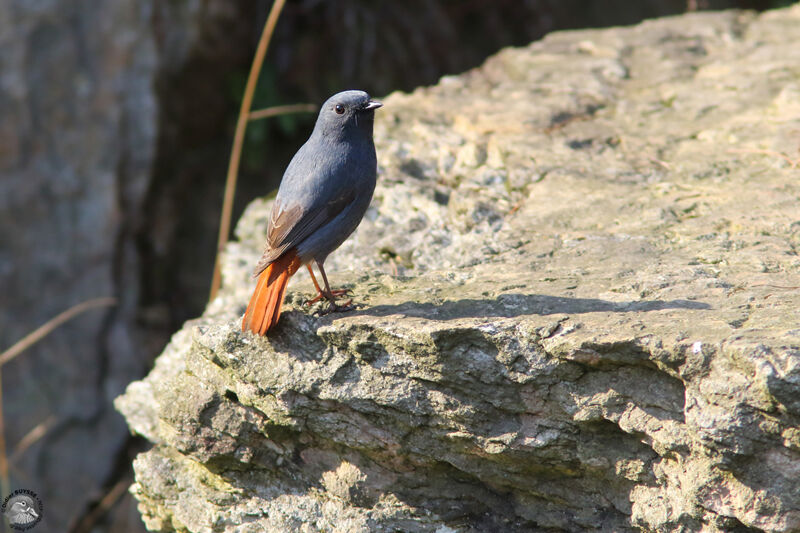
[242,90,382,335]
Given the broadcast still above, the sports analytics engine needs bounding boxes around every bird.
[4,495,39,525]
[242,90,382,335]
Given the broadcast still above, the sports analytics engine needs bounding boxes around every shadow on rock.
[347,293,711,321]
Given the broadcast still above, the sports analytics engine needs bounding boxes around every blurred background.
[0,0,791,531]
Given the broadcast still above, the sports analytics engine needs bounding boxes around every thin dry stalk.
[0,296,116,522]
[249,103,317,121]
[687,0,709,10]
[209,0,288,302]
[69,478,130,533]
[0,372,7,516]
[10,415,57,462]
[0,297,117,367]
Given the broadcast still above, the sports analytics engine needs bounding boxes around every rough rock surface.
[117,7,800,532]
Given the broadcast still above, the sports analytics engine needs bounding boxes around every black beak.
[363,100,383,111]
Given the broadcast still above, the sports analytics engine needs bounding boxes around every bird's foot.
[322,298,354,315]
[304,288,351,307]
[309,298,353,316]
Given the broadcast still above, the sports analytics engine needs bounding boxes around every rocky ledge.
[117,6,800,532]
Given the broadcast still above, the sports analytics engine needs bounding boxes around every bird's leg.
[303,262,351,309]
[317,261,351,303]
[317,260,352,312]
[304,264,325,304]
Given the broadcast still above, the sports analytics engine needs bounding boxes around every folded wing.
[253,186,355,276]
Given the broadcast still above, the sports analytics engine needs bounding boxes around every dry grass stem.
[0,296,116,516]
[0,297,117,368]
[249,103,317,121]
[69,478,131,533]
[209,0,288,302]
[0,372,7,520]
[10,415,57,462]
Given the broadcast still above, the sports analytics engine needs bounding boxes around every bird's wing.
[253,187,355,276]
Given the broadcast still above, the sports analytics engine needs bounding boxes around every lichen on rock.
[117,6,800,532]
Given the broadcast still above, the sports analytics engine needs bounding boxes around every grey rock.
[117,6,800,532]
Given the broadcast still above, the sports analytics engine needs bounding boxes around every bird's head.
[314,90,382,139]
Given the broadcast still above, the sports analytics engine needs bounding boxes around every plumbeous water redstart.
[242,90,382,335]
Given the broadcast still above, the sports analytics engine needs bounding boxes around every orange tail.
[242,249,302,335]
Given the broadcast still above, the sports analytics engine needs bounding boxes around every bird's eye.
[335,104,345,114]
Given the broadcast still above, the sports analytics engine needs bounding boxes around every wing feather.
[253,189,355,276]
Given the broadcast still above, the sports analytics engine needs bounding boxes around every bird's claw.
[304,288,351,307]
[326,299,354,314]
[310,299,353,316]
